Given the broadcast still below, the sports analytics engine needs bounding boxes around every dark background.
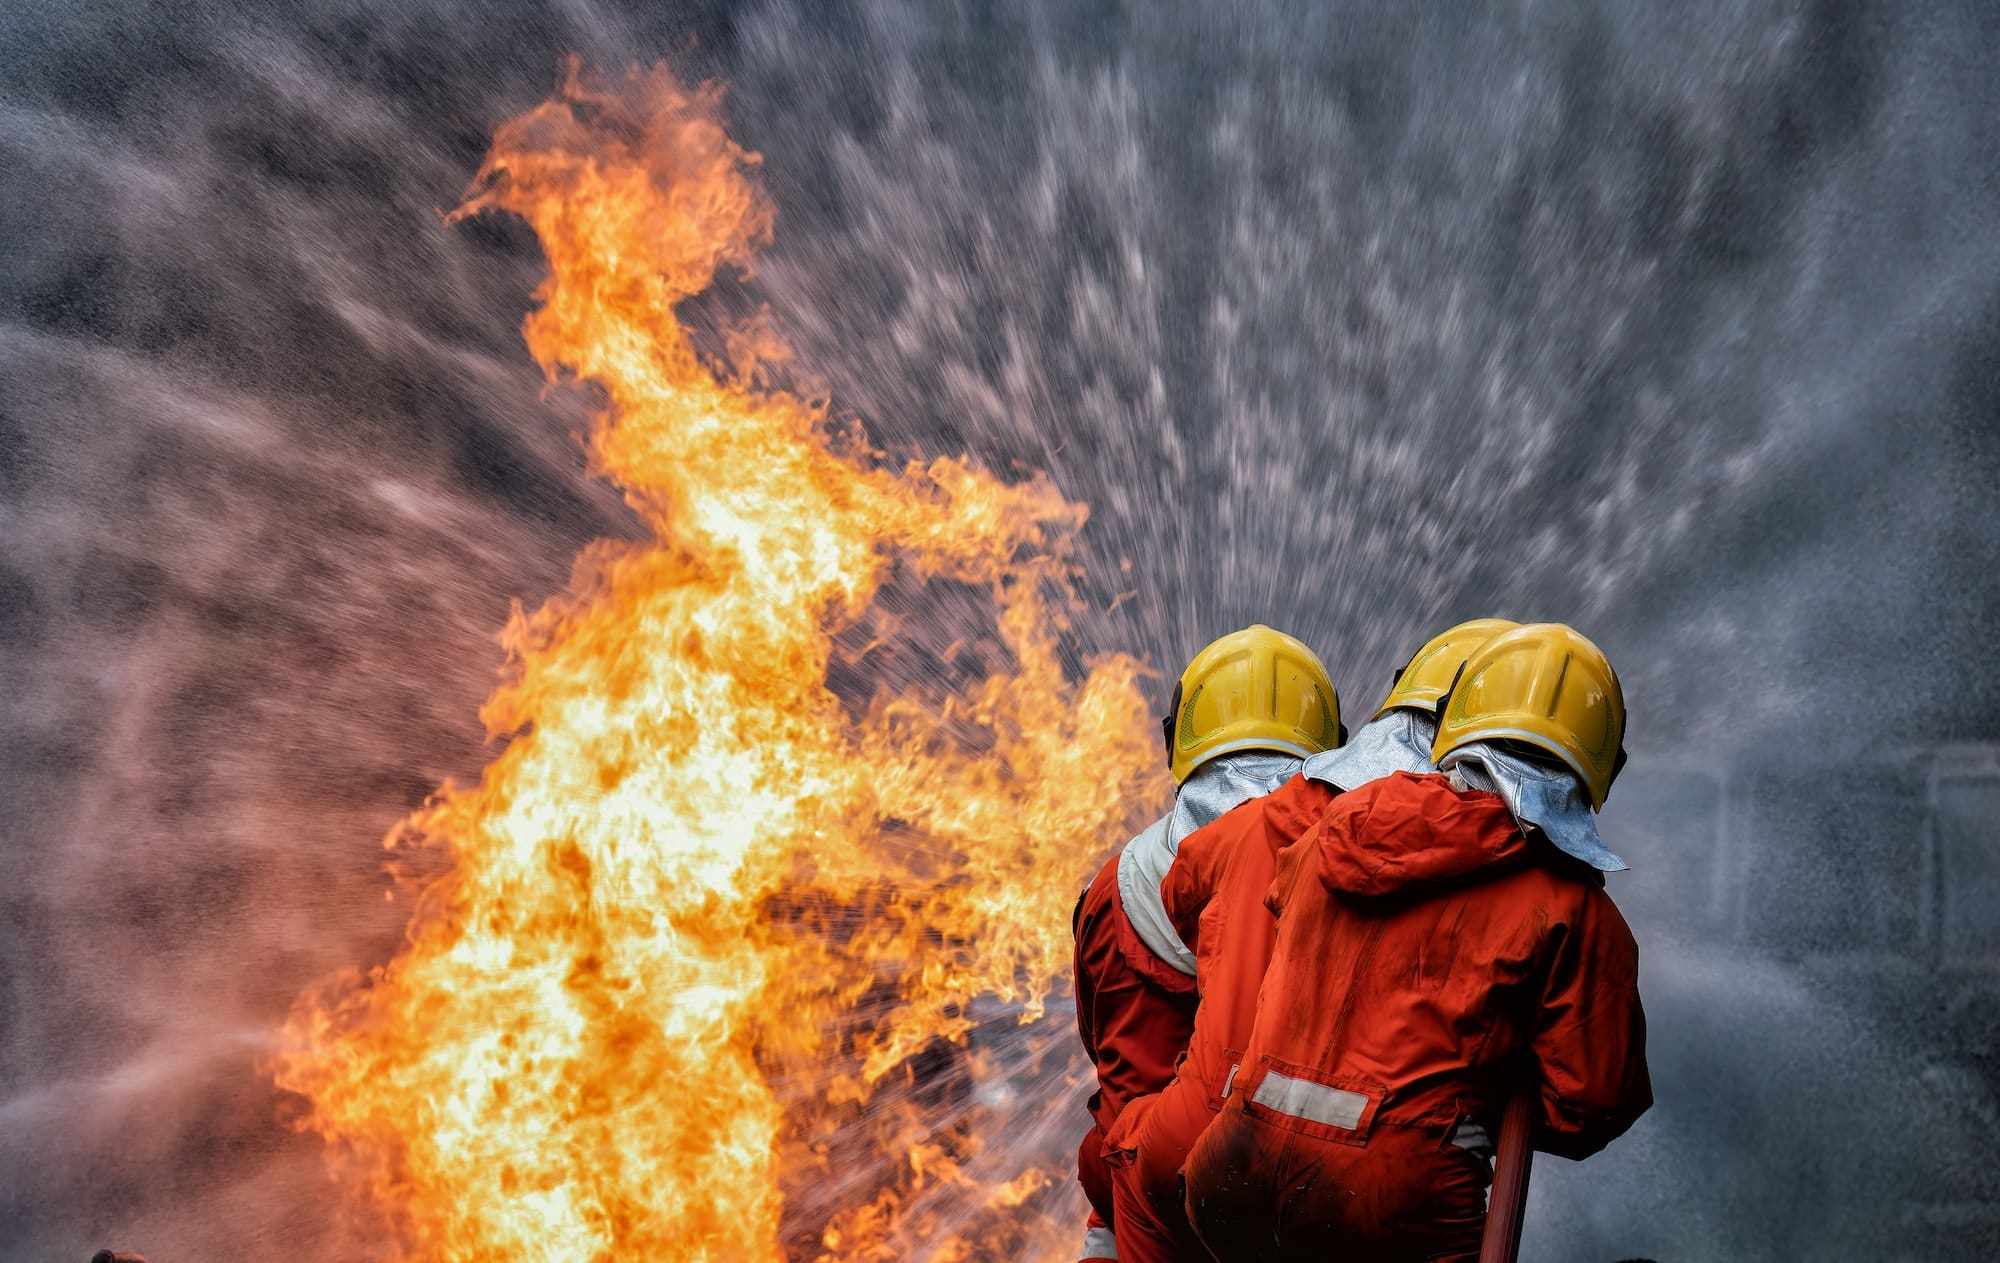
[3,1,1998,1259]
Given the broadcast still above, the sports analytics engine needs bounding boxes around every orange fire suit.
[1071,851,1201,1237]
[1103,772,1338,1263]
[1182,771,1652,1262]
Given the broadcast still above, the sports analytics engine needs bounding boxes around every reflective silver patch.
[1117,752,1303,977]
[1448,1119,1494,1162]
[1302,709,1438,792]
[1250,1069,1369,1129]
[1082,1225,1118,1259]
[1115,815,1193,976]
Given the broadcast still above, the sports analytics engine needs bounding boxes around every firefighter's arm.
[1071,862,1138,1058]
[1159,815,1235,951]
[1526,890,1653,1159]
[1071,882,1099,1052]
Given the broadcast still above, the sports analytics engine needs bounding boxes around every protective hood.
[1118,750,1301,975]
[1437,740,1628,872]
[1316,771,1531,899]
[1301,709,1437,793]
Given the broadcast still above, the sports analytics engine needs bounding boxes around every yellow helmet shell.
[1168,625,1341,785]
[1373,617,1521,721]
[1431,623,1626,809]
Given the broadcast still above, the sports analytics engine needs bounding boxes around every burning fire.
[272,63,1163,1262]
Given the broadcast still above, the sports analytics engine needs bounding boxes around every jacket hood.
[1315,770,1531,899]
[1437,741,1627,872]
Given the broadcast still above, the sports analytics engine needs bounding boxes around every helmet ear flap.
[1337,720,1350,746]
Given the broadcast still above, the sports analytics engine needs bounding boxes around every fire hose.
[1477,1088,1537,1263]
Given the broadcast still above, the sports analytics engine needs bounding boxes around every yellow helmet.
[1431,623,1627,809]
[1373,617,1521,720]
[1164,625,1342,785]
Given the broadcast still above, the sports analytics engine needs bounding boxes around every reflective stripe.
[1250,1069,1369,1129]
[1193,734,1315,764]
[1082,1225,1118,1259]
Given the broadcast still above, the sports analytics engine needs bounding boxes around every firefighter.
[1100,618,1517,1263]
[1181,623,1653,1262]
[1070,625,1342,1261]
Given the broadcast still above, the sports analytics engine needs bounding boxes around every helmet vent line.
[1176,682,1206,752]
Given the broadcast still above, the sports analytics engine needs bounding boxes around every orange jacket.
[1072,852,1199,1135]
[1158,771,1338,1105]
[1237,771,1651,1159]
[1103,772,1340,1249]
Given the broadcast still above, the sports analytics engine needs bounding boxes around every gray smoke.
[3,1,1997,1259]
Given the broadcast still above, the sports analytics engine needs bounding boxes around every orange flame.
[272,62,1164,1262]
